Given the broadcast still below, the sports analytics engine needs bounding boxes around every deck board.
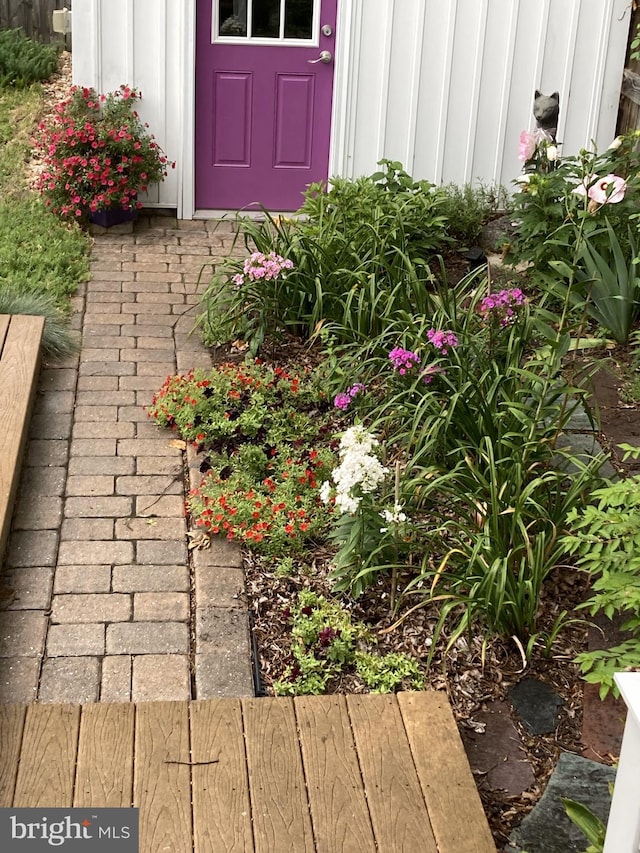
[398,691,496,853]
[190,698,253,853]
[295,694,377,853]
[243,697,315,853]
[74,702,135,808]
[347,694,438,853]
[14,704,80,807]
[0,704,25,806]
[0,693,496,852]
[134,701,193,852]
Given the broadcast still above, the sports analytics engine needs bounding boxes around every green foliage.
[561,798,607,853]
[147,361,336,556]
[562,446,640,698]
[439,182,505,246]
[0,29,59,88]
[197,160,451,353]
[273,591,424,696]
[0,289,77,360]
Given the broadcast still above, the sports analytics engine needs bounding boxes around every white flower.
[325,425,388,516]
[319,480,332,505]
[514,174,531,184]
[546,145,558,162]
[608,136,623,150]
[380,504,408,526]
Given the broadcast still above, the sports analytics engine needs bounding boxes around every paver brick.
[81,335,135,349]
[38,657,100,703]
[86,291,129,303]
[80,361,136,377]
[106,621,189,654]
[64,495,133,516]
[76,390,136,406]
[137,540,188,565]
[195,653,253,699]
[91,270,135,281]
[196,607,249,656]
[122,323,173,337]
[72,422,135,439]
[112,565,189,593]
[71,438,117,456]
[132,655,191,701]
[0,657,40,703]
[1,567,54,610]
[136,457,183,476]
[134,593,189,621]
[83,324,121,337]
[135,495,184,517]
[101,655,132,701]
[61,517,115,540]
[47,623,105,656]
[122,301,172,315]
[196,565,245,609]
[68,457,135,476]
[13,496,63,530]
[29,412,73,439]
[51,593,131,623]
[5,530,58,568]
[73,404,119,422]
[77,376,120,391]
[80,347,120,361]
[122,261,169,273]
[58,540,134,565]
[18,466,67,497]
[118,406,154,423]
[0,611,48,656]
[133,362,176,377]
[40,368,77,391]
[116,475,182,496]
[119,375,174,391]
[118,438,182,456]
[65,475,114,496]
[53,565,112,594]
[25,439,69,467]
[84,311,135,325]
[192,536,242,569]
[33,391,75,415]
[115,517,186,540]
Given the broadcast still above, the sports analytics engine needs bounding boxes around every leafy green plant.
[147,361,336,556]
[273,590,424,695]
[197,160,450,352]
[439,181,505,246]
[562,797,607,853]
[0,28,59,88]
[563,445,640,698]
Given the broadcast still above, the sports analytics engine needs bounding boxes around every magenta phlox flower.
[479,288,527,327]
[388,347,421,375]
[333,383,366,410]
[427,329,459,354]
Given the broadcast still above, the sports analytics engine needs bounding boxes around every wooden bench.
[0,692,496,852]
[0,314,45,564]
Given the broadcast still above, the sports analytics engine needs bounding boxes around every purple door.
[195,0,338,211]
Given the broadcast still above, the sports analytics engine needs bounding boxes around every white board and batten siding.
[72,0,632,217]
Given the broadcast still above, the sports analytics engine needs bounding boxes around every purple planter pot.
[89,205,138,228]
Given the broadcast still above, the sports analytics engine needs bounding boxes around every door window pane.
[284,0,313,39]
[252,0,281,38]
[219,0,247,36]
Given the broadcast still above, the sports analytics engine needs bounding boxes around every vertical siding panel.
[71,0,100,87]
[463,0,488,182]
[376,0,395,162]
[491,0,519,187]
[556,0,580,147]
[405,0,427,173]
[384,0,423,171]
[586,0,614,143]
[434,0,457,183]
[531,0,551,109]
[596,0,632,145]
[125,0,135,84]
[330,0,359,178]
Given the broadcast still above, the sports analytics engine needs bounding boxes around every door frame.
[179,0,355,218]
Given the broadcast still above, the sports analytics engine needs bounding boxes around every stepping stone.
[461,700,535,795]
[509,677,563,735]
[506,753,615,853]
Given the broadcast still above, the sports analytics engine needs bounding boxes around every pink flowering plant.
[33,84,172,221]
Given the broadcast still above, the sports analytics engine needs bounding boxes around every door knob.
[308,50,332,64]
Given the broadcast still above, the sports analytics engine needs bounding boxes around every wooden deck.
[0,313,44,562]
[0,692,495,852]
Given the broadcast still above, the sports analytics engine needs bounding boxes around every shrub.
[197,160,450,353]
[0,28,59,88]
[439,182,505,246]
[0,289,77,360]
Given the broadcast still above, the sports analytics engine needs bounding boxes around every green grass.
[0,80,90,315]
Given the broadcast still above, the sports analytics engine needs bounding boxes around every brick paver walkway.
[0,217,253,703]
